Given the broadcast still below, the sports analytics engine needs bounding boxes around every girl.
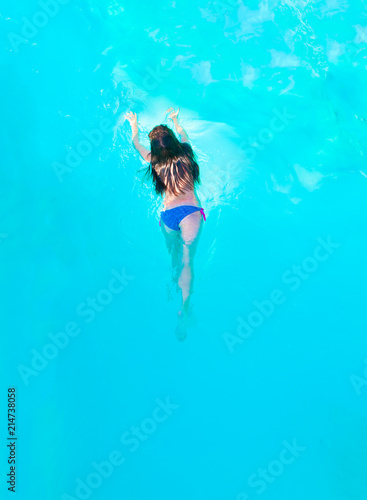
[125,108,205,334]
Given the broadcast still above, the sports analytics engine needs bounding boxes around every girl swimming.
[125,108,205,332]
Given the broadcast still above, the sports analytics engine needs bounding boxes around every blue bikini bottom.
[160,205,206,231]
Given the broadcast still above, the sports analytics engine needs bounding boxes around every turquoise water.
[1,0,367,499]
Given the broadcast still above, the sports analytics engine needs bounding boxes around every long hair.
[145,124,200,196]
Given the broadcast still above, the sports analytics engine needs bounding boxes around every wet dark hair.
[145,124,200,196]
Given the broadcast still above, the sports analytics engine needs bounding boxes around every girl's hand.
[167,107,180,120]
[167,107,189,142]
[125,111,138,127]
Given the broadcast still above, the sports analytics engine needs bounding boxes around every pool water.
[1,1,367,499]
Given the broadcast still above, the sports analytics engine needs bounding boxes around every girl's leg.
[177,211,203,312]
[161,222,182,286]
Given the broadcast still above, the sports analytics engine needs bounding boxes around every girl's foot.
[175,310,188,342]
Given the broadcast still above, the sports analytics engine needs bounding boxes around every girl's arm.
[167,107,189,143]
[125,112,151,162]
